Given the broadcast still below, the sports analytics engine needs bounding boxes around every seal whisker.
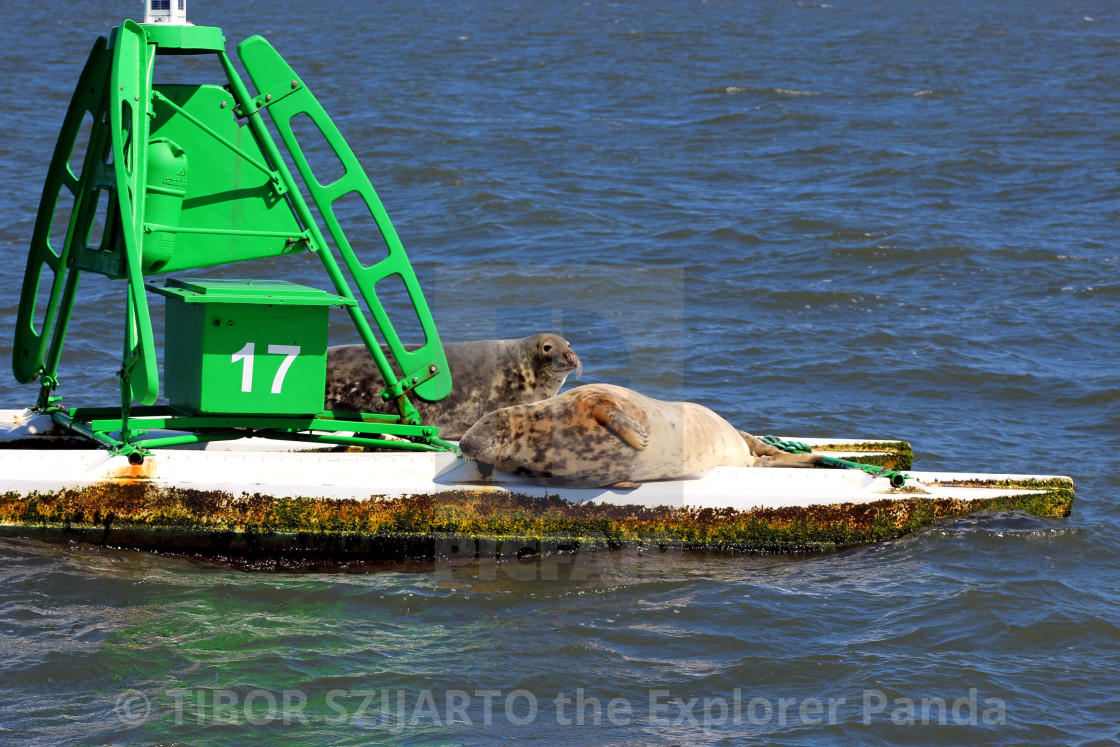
[542,360,582,377]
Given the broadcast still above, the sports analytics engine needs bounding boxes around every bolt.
[429,365,437,373]
[412,376,419,384]
[220,101,227,109]
[265,94,272,101]
[291,80,298,89]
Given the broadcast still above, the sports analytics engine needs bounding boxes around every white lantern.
[143,0,189,25]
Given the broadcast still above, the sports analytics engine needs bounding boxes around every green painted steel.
[111,20,160,409]
[139,24,225,52]
[12,18,456,458]
[157,279,348,415]
[236,36,452,404]
[13,37,111,391]
[144,84,308,273]
[150,278,359,305]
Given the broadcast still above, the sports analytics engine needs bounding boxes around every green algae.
[0,474,1073,559]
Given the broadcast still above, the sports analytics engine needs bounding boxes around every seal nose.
[562,350,580,369]
[459,433,482,457]
[459,432,495,461]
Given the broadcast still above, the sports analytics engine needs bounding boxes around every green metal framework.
[13,21,456,461]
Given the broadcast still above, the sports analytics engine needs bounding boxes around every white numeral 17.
[231,342,301,394]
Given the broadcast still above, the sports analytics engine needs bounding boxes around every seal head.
[325,333,580,439]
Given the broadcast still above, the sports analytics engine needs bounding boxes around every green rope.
[819,456,910,488]
[763,435,910,488]
[761,435,812,454]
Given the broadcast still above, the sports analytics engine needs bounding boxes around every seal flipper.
[739,431,824,468]
[755,453,825,468]
[609,481,642,490]
[592,400,649,450]
[738,431,786,457]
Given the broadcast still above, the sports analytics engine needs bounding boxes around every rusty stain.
[105,457,158,481]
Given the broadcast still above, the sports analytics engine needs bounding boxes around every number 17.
[231,342,301,394]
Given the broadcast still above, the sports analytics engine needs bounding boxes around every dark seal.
[325,333,581,439]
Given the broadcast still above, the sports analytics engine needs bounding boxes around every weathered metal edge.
[0,478,1072,559]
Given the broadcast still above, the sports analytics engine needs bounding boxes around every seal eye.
[543,344,553,353]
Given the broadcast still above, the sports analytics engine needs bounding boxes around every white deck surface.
[0,408,1068,510]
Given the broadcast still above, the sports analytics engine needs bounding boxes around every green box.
[150,278,355,415]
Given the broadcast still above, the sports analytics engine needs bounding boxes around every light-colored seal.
[458,383,823,487]
[325,333,581,439]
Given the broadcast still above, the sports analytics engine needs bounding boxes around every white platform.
[0,409,1066,510]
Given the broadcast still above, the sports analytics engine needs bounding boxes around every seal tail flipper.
[755,453,825,468]
[739,431,786,457]
[739,431,824,468]
[592,400,649,450]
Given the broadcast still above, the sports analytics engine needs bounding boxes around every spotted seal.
[458,382,823,487]
[325,333,581,439]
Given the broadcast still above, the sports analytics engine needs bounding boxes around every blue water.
[1,0,1118,744]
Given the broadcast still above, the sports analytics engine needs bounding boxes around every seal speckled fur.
[325,334,580,439]
[458,383,823,487]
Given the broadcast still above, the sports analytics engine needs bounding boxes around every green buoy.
[13,4,456,462]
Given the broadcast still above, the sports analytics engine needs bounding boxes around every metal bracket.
[380,363,441,401]
[234,79,303,118]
